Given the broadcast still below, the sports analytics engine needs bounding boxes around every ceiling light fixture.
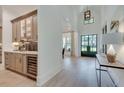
[83,6,94,24]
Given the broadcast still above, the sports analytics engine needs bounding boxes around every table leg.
[95,58,99,86]
[99,65,101,87]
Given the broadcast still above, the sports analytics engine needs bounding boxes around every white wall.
[77,6,102,56]
[37,5,62,86]
[37,5,80,86]
[71,6,80,57]
[73,31,79,56]
[1,8,16,70]
[3,8,15,51]
[101,6,124,64]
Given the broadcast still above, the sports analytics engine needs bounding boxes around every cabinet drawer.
[15,54,23,73]
[5,52,12,68]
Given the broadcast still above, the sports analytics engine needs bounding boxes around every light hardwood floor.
[0,57,114,87]
[0,70,36,87]
[43,57,114,87]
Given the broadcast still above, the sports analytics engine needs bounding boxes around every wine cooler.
[27,54,37,79]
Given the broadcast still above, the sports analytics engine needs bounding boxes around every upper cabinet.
[12,22,17,42]
[11,10,37,42]
[16,21,21,41]
[0,27,2,43]
[20,19,26,40]
[32,14,37,41]
[26,16,33,41]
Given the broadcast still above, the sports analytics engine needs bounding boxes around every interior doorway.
[81,34,97,57]
[62,32,72,57]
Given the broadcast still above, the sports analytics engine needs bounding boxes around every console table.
[96,54,124,87]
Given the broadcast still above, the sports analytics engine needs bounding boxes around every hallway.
[43,57,115,87]
[43,57,97,87]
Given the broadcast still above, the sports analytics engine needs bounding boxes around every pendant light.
[84,6,91,21]
[83,6,94,24]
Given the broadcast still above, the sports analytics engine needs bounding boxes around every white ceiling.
[2,5,38,17]
[79,5,101,13]
[0,5,39,26]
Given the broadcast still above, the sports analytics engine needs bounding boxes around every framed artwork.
[110,20,119,31]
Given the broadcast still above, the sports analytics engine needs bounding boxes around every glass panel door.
[20,19,26,40]
[81,34,97,57]
[26,16,33,41]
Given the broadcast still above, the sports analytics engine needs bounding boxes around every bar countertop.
[4,50,38,55]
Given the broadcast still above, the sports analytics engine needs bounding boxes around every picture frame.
[110,20,119,31]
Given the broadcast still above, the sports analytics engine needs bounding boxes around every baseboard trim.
[0,64,5,71]
[36,65,62,86]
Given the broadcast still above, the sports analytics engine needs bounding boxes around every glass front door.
[81,34,97,57]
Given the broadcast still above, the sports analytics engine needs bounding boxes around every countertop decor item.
[12,42,19,51]
[106,53,116,63]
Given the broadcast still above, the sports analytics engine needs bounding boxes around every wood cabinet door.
[15,54,23,73]
[22,54,27,75]
[32,14,37,41]
[12,22,17,42]
[10,53,16,70]
[20,19,26,40]
[5,52,16,70]
[16,21,21,42]
[5,52,11,68]
[0,27,2,43]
